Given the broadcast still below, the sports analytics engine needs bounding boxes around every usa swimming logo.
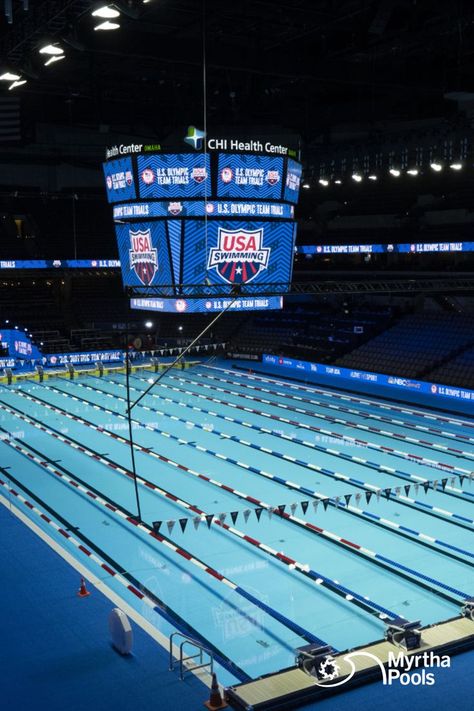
[128,229,158,285]
[207,228,270,284]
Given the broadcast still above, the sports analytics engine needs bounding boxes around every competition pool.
[0,361,473,685]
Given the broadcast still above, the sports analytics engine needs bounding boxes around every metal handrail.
[169,632,214,680]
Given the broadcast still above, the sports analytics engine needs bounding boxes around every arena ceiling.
[1,0,474,143]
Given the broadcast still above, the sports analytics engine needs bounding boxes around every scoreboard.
[103,138,301,300]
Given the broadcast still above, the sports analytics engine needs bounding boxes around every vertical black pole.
[125,321,142,522]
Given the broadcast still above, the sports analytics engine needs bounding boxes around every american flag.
[0,96,21,143]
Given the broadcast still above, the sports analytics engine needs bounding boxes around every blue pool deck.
[2,498,474,711]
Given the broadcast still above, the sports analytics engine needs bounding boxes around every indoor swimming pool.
[0,361,473,686]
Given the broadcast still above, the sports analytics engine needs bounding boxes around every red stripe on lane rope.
[340,539,361,550]
[127,585,144,599]
[102,564,116,577]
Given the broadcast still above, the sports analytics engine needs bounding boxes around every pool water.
[0,362,473,684]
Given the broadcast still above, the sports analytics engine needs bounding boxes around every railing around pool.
[168,632,214,681]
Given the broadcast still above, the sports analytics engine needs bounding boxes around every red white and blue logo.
[207,228,270,284]
[129,229,158,286]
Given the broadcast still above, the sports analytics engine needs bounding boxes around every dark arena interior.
[1,2,474,711]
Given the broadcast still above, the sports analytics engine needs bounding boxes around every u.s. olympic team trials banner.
[262,354,474,405]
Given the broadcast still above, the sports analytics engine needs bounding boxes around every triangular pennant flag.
[218,513,226,524]
[376,489,381,502]
[344,494,352,506]
[243,509,251,523]
[395,487,401,497]
[404,484,411,497]
[384,488,391,500]
[422,481,430,494]
[255,507,263,521]
[230,511,239,525]
[322,498,330,511]
[277,504,286,515]
[152,521,162,533]
[441,478,448,491]
[193,516,201,531]
[414,483,419,495]
[290,502,297,516]
[451,477,456,487]
[205,514,214,529]
[334,497,340,508]
[432,480,438,491]
[365,491,373,504]
[179,518,188,533]
[355,493,362,506]
[301,500,309,515]
[167,520,175,534]
[459,475,465,487]
[267,507,273,519]
[312,500,319,513]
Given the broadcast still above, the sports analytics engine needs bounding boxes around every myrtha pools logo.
[207,228,270,284]
[128,229,158,285]
[311,650,450,688]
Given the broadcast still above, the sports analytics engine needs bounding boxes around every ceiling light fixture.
[319,179,329,186]
[39,42,64,55]
[0,71,20,81]
[368,174,378,181]
[389,168,401,177]
[8,79,27,90]
[450,163,462,170]
[94,20,120,30]
[302,183,310,189]
[430,162,442,172]
[44,55,65,66]
[407,168,419,176]
[351,173,362,182]
[91,5,120,18]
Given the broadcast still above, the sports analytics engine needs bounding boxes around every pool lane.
[213,364,474,437]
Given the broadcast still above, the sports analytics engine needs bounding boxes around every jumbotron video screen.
[103,130,302,307]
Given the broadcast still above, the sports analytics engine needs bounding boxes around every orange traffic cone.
[77,577,90,598]
[204,673,227,710]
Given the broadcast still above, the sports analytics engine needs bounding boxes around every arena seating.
[336,312,474,378]
[427,345,474,389]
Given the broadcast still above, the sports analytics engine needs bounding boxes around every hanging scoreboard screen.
[103,141,302,297]
[103,157,136,203]
[136,153,211,199]
[216,154,283,200]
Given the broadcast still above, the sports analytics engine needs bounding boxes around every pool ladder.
[169,632,214,680]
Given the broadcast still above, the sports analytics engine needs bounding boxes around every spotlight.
[430,162,442,172]
[44,55,65,66]
[38,42,64,55]
[94,20,120,30]
[302,183,310,189]
[91,4,120,18]
[450,163,462,170]
[178,326,183,331]
[407,168,419,176]
[351,173,362,182]
[334,179,342,185]
[389,168,401,177]
[368,175,378,181]
[0,71,20,81]
[318,179,329,186]
[8,79,27,90]
[144,321,153,328]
